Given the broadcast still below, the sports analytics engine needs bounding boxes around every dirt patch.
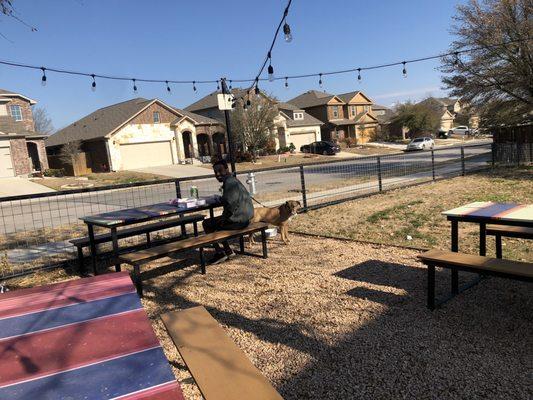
[4,236,531,399]
[343,146,401,156]
[292,167,532,261]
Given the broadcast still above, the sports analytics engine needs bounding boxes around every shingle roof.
[173,108,222,125]
[0,88,37,104]
[185,88,250,112]
[274,102,323,127]
[288,90,339,108]
[46,98,153,147]
[0,89,16,95]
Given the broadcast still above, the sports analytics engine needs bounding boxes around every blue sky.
[0,0,465,130]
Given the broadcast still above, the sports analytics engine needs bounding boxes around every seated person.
[202,159,254,264]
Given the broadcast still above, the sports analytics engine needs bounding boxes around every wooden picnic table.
[80,196,222,274]
[442,201,533,293]
[0,272,184,400]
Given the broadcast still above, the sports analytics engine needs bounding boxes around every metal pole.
[220,78,236,173]
[431,150,435,181]
[460,147,465,176]
[299,165,308,211]
[175,180,181,198]
[377,156,383,192]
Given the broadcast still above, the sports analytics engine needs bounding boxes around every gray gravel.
[134,235,532,400]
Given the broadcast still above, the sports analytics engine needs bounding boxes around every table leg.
[479,222,487,256]
[88,224,98,275]
[451,219,459,294]
[209,206,214,220]
[111,227,121,272]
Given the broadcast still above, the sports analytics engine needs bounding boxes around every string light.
[402,61,407,78]
[453,52,461,67]
[216,80,220,90]
[283,22,292,43]
[254,79,260,96]
[284,76,288,89]
[318,73,323,87]
[91,74,96,92]
[192,81,197,91]
[132,79,137,93]
[229,80,233,90]
[40,67,47,86]
[165,80,171,93]
[357,68,362,83]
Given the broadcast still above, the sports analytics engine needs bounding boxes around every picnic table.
[80,196,222,274]
[442,201,532,293]
[0,272,184,400]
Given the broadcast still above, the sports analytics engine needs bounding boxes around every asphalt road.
[0,143,492,237]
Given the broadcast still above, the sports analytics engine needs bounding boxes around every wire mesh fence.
[0,142,510,278]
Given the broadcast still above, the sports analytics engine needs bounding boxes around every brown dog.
[250,200,301,244]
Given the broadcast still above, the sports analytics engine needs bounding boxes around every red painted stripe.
[114,381,185,400]
[0,310,159,387]
[0,274,135,319]
[493,204,528,219]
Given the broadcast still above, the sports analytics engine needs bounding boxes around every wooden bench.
[418,249,533,310]
[70,214,205,272]
[161,306,283,400]
[119,222,269,296]
[486,225,533,258]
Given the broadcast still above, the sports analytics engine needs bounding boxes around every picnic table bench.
[120,222,269,296]
[418,249,533,310]
[486,225,533,258]
[161,306,283,400]
[0,272,184,399]
[70,213,204,272]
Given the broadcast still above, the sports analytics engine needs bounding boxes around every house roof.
[372,104,396,124]
[288,90,343,108]
[184,88,252,112]
[336,91,373,104]
[0,88,37,105]
[173,109,221,125]
[46,98,218,148]
[277,103,323,128]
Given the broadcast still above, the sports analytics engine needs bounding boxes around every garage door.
[120,141,173,170]
[0,145,14,177]
[287,132,316,152]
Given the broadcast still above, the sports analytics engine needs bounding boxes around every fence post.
[517,142,521,167]
[431,150,435,181]
[460,147,465,176]
[175,180,181,198]
[529,142,532,164]
[299,165,308,211]
[491,143,495,168]
[377,156,383,192]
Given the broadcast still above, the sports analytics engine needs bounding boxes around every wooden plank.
[120,222,268,264]
[161,306,282,400]
[418,249,533,279]
[486,225,533,238]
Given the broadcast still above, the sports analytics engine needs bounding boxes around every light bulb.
[283,22,292,43]
[284,77,288,89]
[402,62,407,78]
[229,80,233,90]
[318,73,323,87]
[91,75,96,92]
[166,81,171,93]
[41,68,47,86]
[357,68,362,83]
[132,79,137,93]
[268,65,274,82]
[192,81,197,92]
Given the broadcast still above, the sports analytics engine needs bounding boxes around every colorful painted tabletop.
[442,202,533,224]
[0,272,184,400]
[81,196,221,227]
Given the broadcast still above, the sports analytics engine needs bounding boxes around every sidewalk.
[0,177,55,198]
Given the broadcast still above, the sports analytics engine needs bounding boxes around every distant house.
[46,98,225,172]
[371,104,406,140]
[417,97,480,131]
[0,89,49,177]
[287,90,379,144]
[185,89,323,152]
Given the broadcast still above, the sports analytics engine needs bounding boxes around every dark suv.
[300,141,341,155]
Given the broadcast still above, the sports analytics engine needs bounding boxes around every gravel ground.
[6,235,532,399]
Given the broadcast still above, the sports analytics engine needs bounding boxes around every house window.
[293,112,304,120]
[363,105,370,113]
[332,106,339,118]
[153,111,160,123]
[350,105,356,117]
[10,105,22,121]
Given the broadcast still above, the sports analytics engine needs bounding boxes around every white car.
[448,126,470,135]
[406,137,435,151]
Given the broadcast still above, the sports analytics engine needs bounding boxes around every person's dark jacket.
[221,175,254,224]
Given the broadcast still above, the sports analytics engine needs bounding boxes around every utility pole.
[220,78,236,173]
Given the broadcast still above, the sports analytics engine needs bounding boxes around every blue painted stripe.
[0,347,176,400]
[0,293,142,339]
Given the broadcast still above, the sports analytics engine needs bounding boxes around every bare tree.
[59,141,82,164]
[230,94,278,162]
[441,0,533,126]
[33,107,54,134]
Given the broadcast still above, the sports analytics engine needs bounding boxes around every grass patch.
[366,200,424,223]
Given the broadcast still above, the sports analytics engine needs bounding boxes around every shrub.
[43,168,65,177]
[343,137,358,148]
[288,143,296,153]
[265,137,277,155]
[236,151,253,162]
[277,146,290,154]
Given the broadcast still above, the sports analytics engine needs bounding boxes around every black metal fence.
[0,142,522,279]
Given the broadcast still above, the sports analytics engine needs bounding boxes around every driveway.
[133,163,212,178]
[0,177,55,198]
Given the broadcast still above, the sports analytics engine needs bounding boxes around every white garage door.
[0,145,14,177]
[120,141,173,170]
[287,132,316,151]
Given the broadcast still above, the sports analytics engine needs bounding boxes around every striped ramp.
[0,272,184,400]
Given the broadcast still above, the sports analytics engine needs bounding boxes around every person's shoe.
[209,252,228,265]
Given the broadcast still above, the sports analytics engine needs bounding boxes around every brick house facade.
[0,89,49,177]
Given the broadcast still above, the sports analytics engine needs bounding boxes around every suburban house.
[46,98,226,172]
[0,89,49,177]
[287,90,379,144]
[185,89,323,151]
[417,97,457,131]
[371,103,406,140]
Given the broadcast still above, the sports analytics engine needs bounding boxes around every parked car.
[448,126,470,135]
[300,141,341,155]
[406,137,434,151]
